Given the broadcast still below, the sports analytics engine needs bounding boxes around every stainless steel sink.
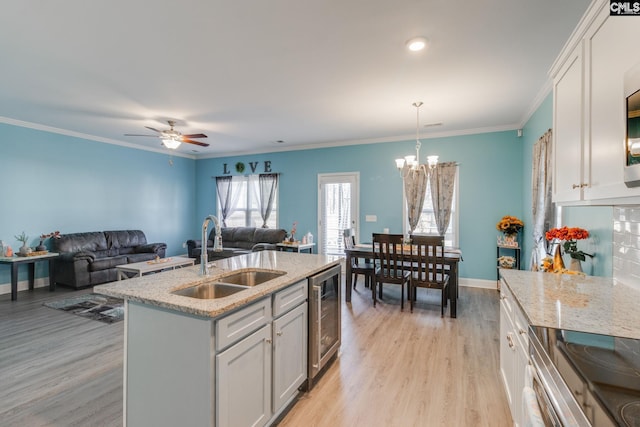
[216,270,286,287]
[171,269,286,299]
[171,283,248,299]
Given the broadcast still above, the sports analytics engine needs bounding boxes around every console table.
[0,252,60,301]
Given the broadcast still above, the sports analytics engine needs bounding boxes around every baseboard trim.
[0,278,50,296]
[459,277,497,290]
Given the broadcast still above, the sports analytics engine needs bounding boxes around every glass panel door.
[318,173,359,256]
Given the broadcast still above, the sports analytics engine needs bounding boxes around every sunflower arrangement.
[546,226,593,261]
[496,215,524,236]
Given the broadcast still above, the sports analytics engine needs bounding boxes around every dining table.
[343,244,463,318]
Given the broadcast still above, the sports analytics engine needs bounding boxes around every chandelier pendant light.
[395,102,438,177]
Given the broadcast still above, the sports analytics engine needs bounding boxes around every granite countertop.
[500,269,640,340]
[94,251,341,319]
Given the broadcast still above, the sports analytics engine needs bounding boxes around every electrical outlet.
[365,215,377,222]
[182,242,187,248]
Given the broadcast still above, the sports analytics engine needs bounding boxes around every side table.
[0,252,60,301]
[497,245,521,288]
[276,242,316,253]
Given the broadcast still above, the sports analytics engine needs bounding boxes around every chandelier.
[395,102,438,176]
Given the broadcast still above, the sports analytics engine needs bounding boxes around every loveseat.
[52,230,167,289]
[187,227,287,263]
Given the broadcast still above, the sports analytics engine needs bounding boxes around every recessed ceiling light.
[406,36,428,52]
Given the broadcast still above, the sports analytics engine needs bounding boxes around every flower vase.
[569,258,583,273]
[553,245,565,270]
[18,243,31,256]
[36,243,47,252]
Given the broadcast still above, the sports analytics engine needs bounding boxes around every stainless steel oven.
[529,326,591,426]
[528,325,638,426]
[307,263,341,389]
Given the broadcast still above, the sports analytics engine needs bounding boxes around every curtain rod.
[211,172,281,179]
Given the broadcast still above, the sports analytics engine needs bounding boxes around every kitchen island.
[94,250,340,427]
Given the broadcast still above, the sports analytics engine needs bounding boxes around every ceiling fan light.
[162,138,181,149]
[406,37,428,52]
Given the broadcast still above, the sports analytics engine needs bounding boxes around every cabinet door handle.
[519,328,526,335]
[266,338,272,344]
[507,334,515,349]
[500,295,507,300]
[572,184,580,189]
[276,331,283,336]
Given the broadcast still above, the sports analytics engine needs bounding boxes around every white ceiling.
[0,0,590,158]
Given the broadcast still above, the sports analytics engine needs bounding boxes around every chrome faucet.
[200,215,223,276]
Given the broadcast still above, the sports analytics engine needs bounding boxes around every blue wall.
[196,130,524,281]
[1,94,616,292]
[0,123,196,286]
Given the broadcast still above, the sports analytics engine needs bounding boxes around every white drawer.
[216,297,271,351]
[501,279,529,349]
[273,280,307,317]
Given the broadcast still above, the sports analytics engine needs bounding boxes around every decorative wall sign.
[223,160,273,175]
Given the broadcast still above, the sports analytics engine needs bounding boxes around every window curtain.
[530,129,554,270]
[215,176,239,227]
[429,162,457,236]
[403,167,429,234]
[258,173,278,228]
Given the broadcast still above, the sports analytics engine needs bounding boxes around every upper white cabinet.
[552,0,640,204]
[553,43,585,202]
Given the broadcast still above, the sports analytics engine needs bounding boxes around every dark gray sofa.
[52,230,167,289]
[187,227,287,263]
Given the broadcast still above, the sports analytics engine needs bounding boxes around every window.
[218,175,278,228]
[403,169,459,247]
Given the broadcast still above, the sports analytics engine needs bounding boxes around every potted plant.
[14,232,31,256]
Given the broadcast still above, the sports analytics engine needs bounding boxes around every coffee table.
[116,256,195,280]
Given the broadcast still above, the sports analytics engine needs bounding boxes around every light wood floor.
[0,280,511,427]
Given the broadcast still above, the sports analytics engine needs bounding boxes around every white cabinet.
[273,303,307,413]
[553,43,586,203]
[217,325,272,427]
[499,279,529,427]
[584,4,640,201]
[551,0,640,204]
[217,279,308,427]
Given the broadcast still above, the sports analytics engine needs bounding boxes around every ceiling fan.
[125,120,209,149]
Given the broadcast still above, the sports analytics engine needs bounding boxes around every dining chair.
[343,228,376,290]
[372,233,410,309]
[409,234,449,316]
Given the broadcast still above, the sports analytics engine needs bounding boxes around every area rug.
[44,293,124,324]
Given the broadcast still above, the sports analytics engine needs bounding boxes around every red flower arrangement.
[545,226,593,261]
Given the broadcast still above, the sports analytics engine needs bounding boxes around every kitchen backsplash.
[613,206,640,289]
